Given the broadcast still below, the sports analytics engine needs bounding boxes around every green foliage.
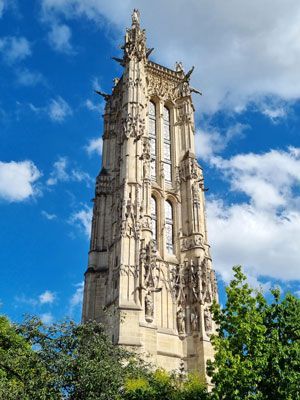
[179,373,208,400]
[123,370,208,400]
[0,315,150,399]
[207,266,300,400]
[123,377,154,400]
[16,317,146,400]
[0,315,58,399]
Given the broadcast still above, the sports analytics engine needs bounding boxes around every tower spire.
[122,8,146,61]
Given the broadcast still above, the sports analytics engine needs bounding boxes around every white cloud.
[71,169,93,185]
[195,123,248,161]
[85,99,98,112]
[48,23,73,53]
[40,0,300,114]
[14,294,38,307]
[206,147,300,283]
[212,148,300,210]
[69,205,92,237]
[92,77,102,91]
[16,68,44,86]
[29,97,72,122]
[85,137,103,156]
[0,160,41,202]
[40,312,54,324]
[47,156,92,186]
[0,36,31,64]
[208,199,300,283]
[0,1,5,18]
[39,290,56,304]
[41,210,57,220]
[48,96,72,121]
[261,106,287,123]
[47,156,69,185]
[69,281,84,315]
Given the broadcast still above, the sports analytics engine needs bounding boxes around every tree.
[207,266,300,400]
[16,317,148,400]
[0,315,58,399]
[122,369,208,400]
[1,315,209,399]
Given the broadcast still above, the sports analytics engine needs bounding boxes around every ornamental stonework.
[82,9,218,383]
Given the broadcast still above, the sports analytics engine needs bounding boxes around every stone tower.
[82,10,218,379]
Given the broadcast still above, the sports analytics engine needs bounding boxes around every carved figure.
[177,307,185,334]
[175,61,184,72]
[191,309,199,332]
[132,9,140,25]
[145,291,154,320]
[204,308,212,333]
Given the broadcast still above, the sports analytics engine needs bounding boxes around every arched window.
[165,200,174,253]
[163,106,172,183]
[151,196,157,243]
[149,101,156,180]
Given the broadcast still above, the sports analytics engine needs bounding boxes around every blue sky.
[0,0,299,323]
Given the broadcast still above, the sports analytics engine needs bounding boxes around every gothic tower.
[82,10,218,379]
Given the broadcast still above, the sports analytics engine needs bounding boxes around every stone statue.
[177,307,185,334]
[204,308,212,333]
[145,291,154,321]
[132,9,140,26]
[175,61,184,72]
[191,309,199,332]
[143,159,150,179]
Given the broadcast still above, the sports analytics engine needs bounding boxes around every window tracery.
[165,200,174,253]
[163,106,172,183]
[149,101,156,180]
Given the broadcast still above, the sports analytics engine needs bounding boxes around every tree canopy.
[0,316,208,399]
[207,266,300,400]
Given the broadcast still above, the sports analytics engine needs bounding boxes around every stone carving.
[177,307,185,335]
[170,258,216,320]
[175,61,184,72]
[95,168,111,196]
[132,9,140,26]
[141,216,151,230]
[145,291,154,322]
[180,234,204,251]
[211,269,218,302]
[179,154,204,184]
[140,137,151,179]
[191,308,199,332]
[143,240,160,289]
[113,77,120,87]
[123,12,146,61]
[147,72,179,101]
[122,114,145,140]
[171,264,186,305]
[204,308,212,334]
[140,240,163,322]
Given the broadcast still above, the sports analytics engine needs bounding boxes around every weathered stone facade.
[82,10,218,380]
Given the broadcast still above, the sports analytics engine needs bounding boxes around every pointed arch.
[165,200,174,253]
[163,105,172,183]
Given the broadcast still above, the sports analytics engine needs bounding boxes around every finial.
[132,9,140,26]
[175,61,184,72]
